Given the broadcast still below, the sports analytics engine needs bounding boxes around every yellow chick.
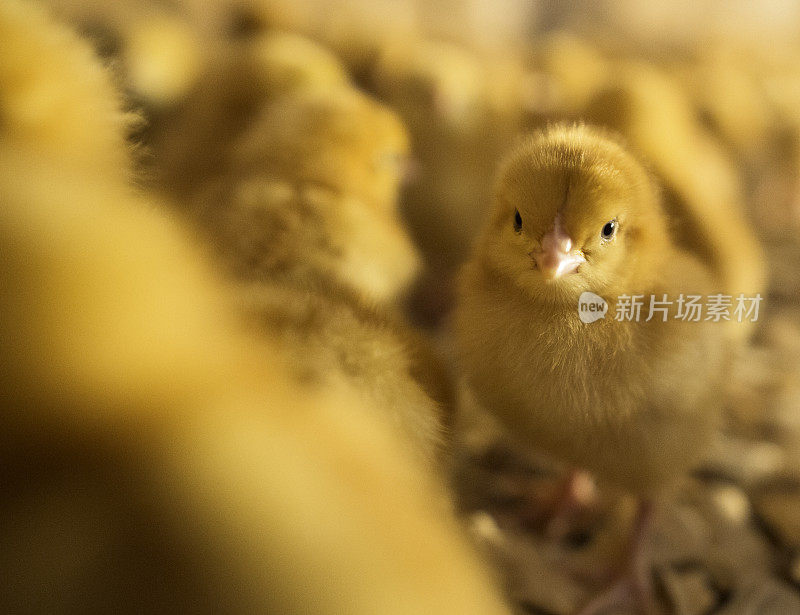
[201,87,420,304]
[247,30,350,98]
[0,150,508,615]
[0,0,135,180]
[194,90,444,460]
[370,38,533,323]
[154,30,350,200]
[206,178,421,309]
[230,86,408,215]
[529,32,612,119]
[455,124,730,611]
[235,276,451,463]
[123,12,205,110]
[0,4,503,605]
[672,43,773,164]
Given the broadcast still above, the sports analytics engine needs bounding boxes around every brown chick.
[455,124,731,613]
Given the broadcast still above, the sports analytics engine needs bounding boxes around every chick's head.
[478,124,669,302]
[234,88,410,214]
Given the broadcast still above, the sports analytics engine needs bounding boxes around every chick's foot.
[575,500,659,615]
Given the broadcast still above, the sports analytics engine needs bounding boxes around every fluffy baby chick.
[154,30,350,199]
[455,124,729,612]
[0,0,135,180]
[196,107,446,460]
[207,178,421,308]
[202,87,420,304]
[247,30,350,97]
[371,38,533,323]
[231,86,409,216]
[0,151,506,615]
[235,276,451,463]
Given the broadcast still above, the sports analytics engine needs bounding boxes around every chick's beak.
[532,223,585,280]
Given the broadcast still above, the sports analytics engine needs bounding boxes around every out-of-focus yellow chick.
[735,45,800,236]
[371,38,533,323]
[664,44,800,237]
[455,124,729,609]
[205,178,420,306]
[192,83,446,462]
[456,123,727,495]
[182,0,315,40]
[0,0,134,179]
[154,31,350,199]
[301,0,418,79]
[235,277,450,463]
[199,87,420,304]
[231,86,408,215]
[529,33,612,118]
[248,30,350,98]
[123,12,205,109]
[374,39,488,130]
[185,84,441,461]
[0,151,508,615]
[195,92,442,457]
[583,62,767,342]
[36,1,209,153]
[0,5,505,612]
[672,43,773,163]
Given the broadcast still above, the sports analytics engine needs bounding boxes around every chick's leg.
[575,500,657,615]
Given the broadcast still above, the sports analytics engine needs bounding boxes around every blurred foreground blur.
[4,0,800,613]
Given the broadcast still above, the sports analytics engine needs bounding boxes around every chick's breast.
[454,125,729,496]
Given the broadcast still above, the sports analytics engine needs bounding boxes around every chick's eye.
[601,219,617,240]
[513,210,522,233]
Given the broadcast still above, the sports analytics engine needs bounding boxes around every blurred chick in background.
[225,0,537,79]
[0,0,135,180]
[192,85,452,462]
[0,147,509,615]
[38,0,206,117]
[370,38,536,324]
[1,2,509,613]
[455,124,732,613]
[235,277,452,462]
[231,86,410,218]
[153,28,351,200]
[200,85,419,304]
[672,42,800,240]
